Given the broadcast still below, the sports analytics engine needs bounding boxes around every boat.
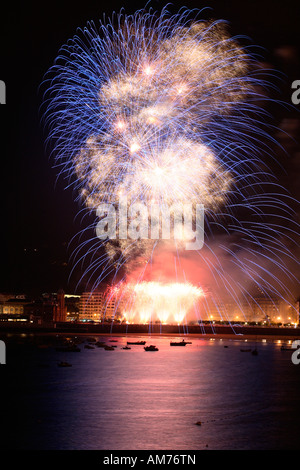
[84,345,94,349]
[251,348,258,356]
[109,339,118,343]
[104,345,115,350]
[56,346,80,352]
[58,361,72,367]
[144,345,158,351]
[240,348,251,352]
[73,338,83,345]
[170,340,191,346]
[127,341,146,345]
[281,345,292,351]
[95,341,106,347]
[122,346,131,350]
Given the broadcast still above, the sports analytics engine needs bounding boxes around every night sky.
[0,0,299,296]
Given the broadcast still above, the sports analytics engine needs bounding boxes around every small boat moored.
[144,345,158,351]
[170,340,192,346]
[56,346,81,352]
[281,345,292,351]
[127,341,146,345]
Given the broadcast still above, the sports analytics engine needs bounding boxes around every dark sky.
[0,0,299,296]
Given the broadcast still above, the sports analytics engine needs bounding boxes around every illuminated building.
[65,294,80,322]
[197,290,299,324]
[79,292,104,322]
[0,296,31,322]
[53,289,67,322]
[79,291,122,322]
[243,296,298,324]
[24,291,68,324]
[297,299,300,325]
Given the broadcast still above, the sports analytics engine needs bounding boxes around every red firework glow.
[114,281,205,324]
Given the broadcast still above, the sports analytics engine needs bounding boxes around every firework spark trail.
[43,6,300,324]
[43,6,267,213]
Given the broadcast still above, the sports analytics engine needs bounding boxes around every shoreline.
[1,322,300,341]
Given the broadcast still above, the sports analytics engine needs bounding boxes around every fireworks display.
[113,281,204,324]
[43,6,299,325]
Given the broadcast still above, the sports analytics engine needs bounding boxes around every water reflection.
[1,335,300,450]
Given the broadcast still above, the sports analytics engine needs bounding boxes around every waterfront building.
[79,291,104,322]
[65,294,80,322]
[53,289,67,322]
[24,291,69,324]
[0,296,32,322]
[196,290,298,324]
[79,291,122,322]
